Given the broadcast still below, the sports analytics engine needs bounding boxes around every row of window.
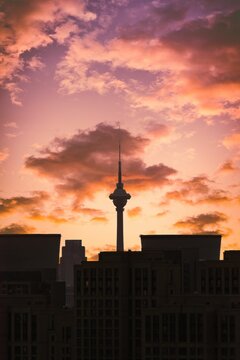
[145,313,204,343]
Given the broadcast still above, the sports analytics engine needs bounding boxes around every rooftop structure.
[141,234,221,260]
[0,234,60,271]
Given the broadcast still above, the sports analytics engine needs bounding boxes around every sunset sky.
[1,0,240,259]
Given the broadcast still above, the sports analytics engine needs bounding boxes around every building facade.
[0,234,74,360]
[59,240,87,307]
[75,235,240,360]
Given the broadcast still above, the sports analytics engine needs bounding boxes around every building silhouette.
[59,240,87,307]
[75,234,240,360]
[0,234,73,360]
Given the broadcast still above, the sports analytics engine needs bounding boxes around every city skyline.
[0,0,240,259]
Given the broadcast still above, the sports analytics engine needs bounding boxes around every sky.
[0,0,240,260]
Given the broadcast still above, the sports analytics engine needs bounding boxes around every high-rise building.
[59,240,87,307]
[75,240,240,360]
[0,234,74,360]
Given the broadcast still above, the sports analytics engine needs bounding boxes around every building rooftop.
[140,234,221,260]
[0,234,60,271]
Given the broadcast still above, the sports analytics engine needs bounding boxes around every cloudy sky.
[1,0,240,259]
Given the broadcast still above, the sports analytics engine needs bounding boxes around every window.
[178,314,187,342]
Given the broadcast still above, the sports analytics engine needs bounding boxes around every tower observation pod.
[109,142,131,252]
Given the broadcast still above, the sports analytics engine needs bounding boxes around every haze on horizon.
[0,0,240,259]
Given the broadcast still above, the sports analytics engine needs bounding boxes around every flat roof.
[140,234,221,260]
[0,234,61,271]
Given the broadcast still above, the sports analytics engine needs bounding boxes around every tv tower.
[109,130,131,252]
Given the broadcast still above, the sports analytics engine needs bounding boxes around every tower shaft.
[116,208,124,252]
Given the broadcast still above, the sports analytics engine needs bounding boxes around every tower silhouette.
[109,139,131,252]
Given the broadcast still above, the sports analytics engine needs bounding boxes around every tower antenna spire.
[117,122,122,184]
[109,124,131,252]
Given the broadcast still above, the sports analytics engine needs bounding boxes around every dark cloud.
[0,223,36,234]
[217,160,239,173]
[174,212,228,234]
[0,191,49,216]
[25,123,177,200]
[162,10,240,88]
[163,176,232,205]
[118,3,240,105]
[223,100,240,109]
[120,1,188,40]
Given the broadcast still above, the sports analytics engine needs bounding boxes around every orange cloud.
[217,160,239,174]
[72,206,104,216]
[174,211,232,237]
[0,191,49,217]
[156,210,168,217]
[0,148,9,163]
[90,216,108,223]
[174,212,229,235]
[223,133,240,149]
[28,211,70,224]
[127,206,142,217]
[0,223,36,234]
[163,175,232,205]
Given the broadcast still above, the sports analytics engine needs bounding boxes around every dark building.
[140,234,221,260]
[75,239,240,360]
[0,234,74,360]
[59,240,87,307]
[0,234,60,271]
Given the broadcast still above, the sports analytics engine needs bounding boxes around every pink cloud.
[4,122,18,129]
[0,0,95,104]
[55,6,240,118]
[25,124,177,201]
[0,148,9,163]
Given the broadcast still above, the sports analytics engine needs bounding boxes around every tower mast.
[109,128,131,252]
